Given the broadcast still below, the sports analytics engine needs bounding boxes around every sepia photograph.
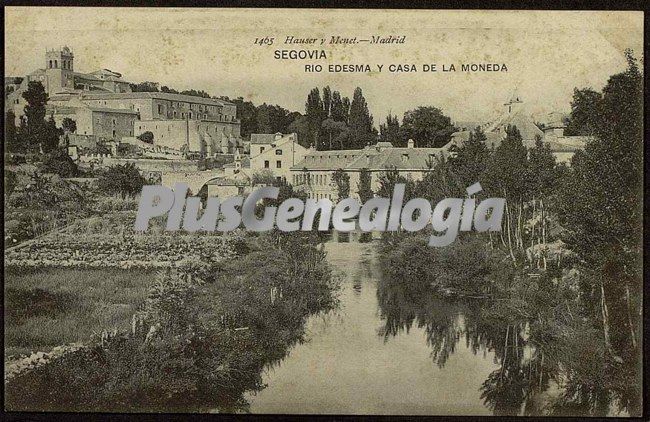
[3,6,645,417]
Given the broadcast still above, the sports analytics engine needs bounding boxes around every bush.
[39,148,79,178]
[96,163,146,199]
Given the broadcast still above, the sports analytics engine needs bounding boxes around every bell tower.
[45,46,74,94]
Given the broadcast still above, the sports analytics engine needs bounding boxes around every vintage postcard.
[3,7,644,416]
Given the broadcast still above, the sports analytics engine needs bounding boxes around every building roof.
[250,132,296,145]
[223,157,250,168]
[79,91,233,106]
[450,130,503,149]
[73,72,101,82]
[292,144,446,172]
[451,129,587,153]
[292,149,366,171]
[486,107,544,141]
[346,147,444,170]
[205,171,250,186]
[88,107,140,115]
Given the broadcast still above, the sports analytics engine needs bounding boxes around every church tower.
[45,46,74,95]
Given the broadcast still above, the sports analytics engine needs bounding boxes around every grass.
[4,267,156,358]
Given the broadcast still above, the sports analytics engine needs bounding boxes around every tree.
[449,126,490,188]
[348,87,376,149]
[331,169,350,201]
[40,147,79,178]
[129,81,159,92]
[287,114,311,149]
[5,169,17,197]
[399,106,457,148]
[161,85,179,94]
[305,88,325,149]
[137,131,154,144]
[97,163,147,199]
[5,110,18,152]
[62,118,77,134]
[563,88,602,136]
[330,90,349,123]
[22,81,48,129]
[322,86,332,118]
[557,51,642,401]
[357,168,374,242]
[357,168,374,202]
[22,81,49,152]
[251,169,276,186]
[179,89,211,98]
[379,113,400,145]
[321,118,347,150]
[227,97,258,140]
[482,125,529,260]
[42,115,63,154]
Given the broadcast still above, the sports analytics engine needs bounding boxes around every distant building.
[249,133,308,181]
[449,93,586,164]
[5,47,132,121]
[5,47,242,155]
[48,97,139,142]
[290,140,448,201]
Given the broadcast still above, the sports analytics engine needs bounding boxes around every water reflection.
[247,242,498,415]
[376,264,556,416]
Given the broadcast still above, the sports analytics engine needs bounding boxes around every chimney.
[407,139,414,148]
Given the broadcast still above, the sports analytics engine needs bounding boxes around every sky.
[5,8,644,126]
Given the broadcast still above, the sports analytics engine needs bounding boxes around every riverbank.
[5,230,339,412]
[377,232,638,416]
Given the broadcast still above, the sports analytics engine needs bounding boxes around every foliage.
[62,117,77,134]
[39,147,79,178]
[399,106,457,148]
[331,169,350,200]
[555,51,642,411]
[129,81,160,92]
[563,88,602,136]
[137,131,154,144]
[347,87,376,149]
[5,169,18,197]
[5,110,19,151]
[357,168,374,203]
[379,113,400,145]
[251,169,276,186]
[96,163,147,199]
[5,228,337,412]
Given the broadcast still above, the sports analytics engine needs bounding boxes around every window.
[276,161,282,168]
[158,104,163,114]
[112,118,116,125]
[264,160,270,168]
[275,149,283,155]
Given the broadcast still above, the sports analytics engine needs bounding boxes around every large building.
[249,133,308,181]
[5,47,132,121]
[449,93,586,163]
[5,47,242,154]
[290,140,448,201]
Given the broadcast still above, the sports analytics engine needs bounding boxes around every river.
[246,241,501,415]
